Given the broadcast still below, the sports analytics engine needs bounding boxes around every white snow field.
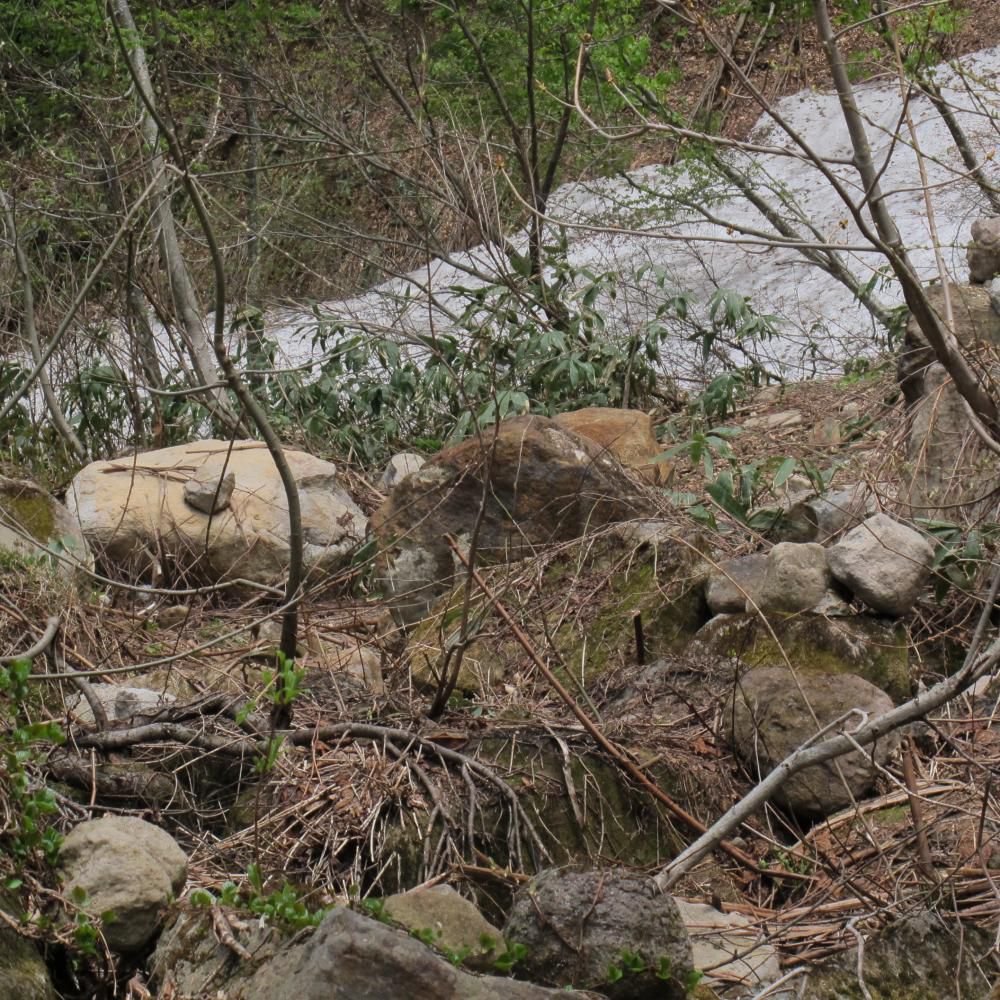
[257,45,1000,386]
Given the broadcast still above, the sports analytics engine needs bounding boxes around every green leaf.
[247,863,264,894]
[772,456,796,489]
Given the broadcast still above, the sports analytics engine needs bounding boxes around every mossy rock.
[372,727,729,905]
[406,527,710,695]
[0,476,92,578]
[800,911,991,998]
[473,732,691,869]
[406,588,507,694]
[0,893,57,1000]
[693,612,911,702]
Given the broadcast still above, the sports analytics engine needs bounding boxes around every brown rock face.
[370,415,654,623]
[552,407,671,483]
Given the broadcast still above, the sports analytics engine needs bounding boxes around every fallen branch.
[0,615,60,664]
[72,722,257,756]
[67,711,550,865]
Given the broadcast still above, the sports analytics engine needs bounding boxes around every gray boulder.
[826,514,934,615]
[968,216,1000,284]
[772,484,877,544]
[724,666,898,820]
[382,884,504,972]
[705,554,767,615]
[380,452,426,491]
[58,816,187,953]
[504,868,694,998]
[756,542,832,614]
[153,906,581,999]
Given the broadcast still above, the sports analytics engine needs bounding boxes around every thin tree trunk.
[239,71,267,374]
[0,189,86,462]
[94,127,165,397]
[111,6,303,723]
[921,75,1000,215]
[110,0,240,431]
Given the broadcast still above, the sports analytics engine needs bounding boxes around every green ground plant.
[190,862,327,932]
[0,657,64,865]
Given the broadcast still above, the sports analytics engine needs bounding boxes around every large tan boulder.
[552,407,671,484]
[0,476,92,578]
[67,441,366,586]
[370,415,653,624]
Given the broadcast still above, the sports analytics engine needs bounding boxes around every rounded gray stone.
[59,816,187,953]
[504,868,694,998]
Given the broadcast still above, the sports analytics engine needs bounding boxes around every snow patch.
[261,47,1000,384]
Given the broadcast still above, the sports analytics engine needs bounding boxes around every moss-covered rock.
[0,476,92,578]
[406,526,709,695]
[692,612,911,702]
[800,911,991,998]
[0,894,57,1000]
[474,733,691,868]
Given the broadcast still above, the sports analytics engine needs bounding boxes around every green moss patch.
[698,613,911,702]
[406,530,711,695]
[0,487,56,543]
